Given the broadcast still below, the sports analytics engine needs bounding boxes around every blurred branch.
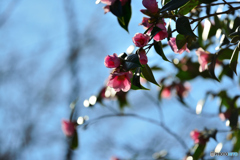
[0,0,21,28]
[82,113,188,150]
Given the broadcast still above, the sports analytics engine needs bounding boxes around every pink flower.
[161,86,171,98]
[107,70,133,92]
[101,0,128,14]
[104,53,121,68]
[196,48,210,72]
[132,33,150,47]
[140,18,168,41]
[110,156,120,160]
[61,120,75,137]
[103,5,110,14]
[142,0,159,14]
[190,129,209,145]
[101,0,116,5]
[190,130,201,144]
[138,49,148,65]
[120,0,128,6]
[168,37,190,54]
[175,82,190,98]
[153,29,168,41]
[219,110,231,121]
[140,17,151,29]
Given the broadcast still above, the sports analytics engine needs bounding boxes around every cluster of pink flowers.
[101,0,128,14]
[161,83,191,99]
[104,54,133,92]
[195,48,210,72]
[190,129,209,145]
[61,119,76,137]
[168,37,190,54]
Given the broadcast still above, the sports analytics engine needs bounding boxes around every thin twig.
[81,113,188,150]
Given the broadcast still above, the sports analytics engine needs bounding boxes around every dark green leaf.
[70,130,78,150]
[219,65,234,81]
[229,109,239,128]
[192,144,206,160]
[229,45,240,75]
[150,65,163,71]
[142,64,160,87]
[232,130,240,152]
[178,0,199,16]
[220,35,230,47]
[153,41,171,62]
[217,48,234,60]
[199,0,218,4]
[110,0,123,17]
[116,0,131,32]
[208,54,220,82]
[131,67,149,90]
[160,0,189,12]
[122,54,141,71]
[176,34,187,50]
[176,16,197,37]
[231,36,240,43]
[229,32,240,38]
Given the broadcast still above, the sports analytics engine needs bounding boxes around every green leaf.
[142,64,160,87]
[131,67,149,90]
[70,130,78,150]
[229,109,239,128]
[219,64,234,81]
[160,0,189,12]
[176,34,187,50]
[217,48,234,60]
[116,0,131,32]
[110,0,123,17]
[192,144,206,160]
[122,54,141,71]
[178,0,199,16]
[153,41,171,62]
[229,32,240,38]
[231,36,240,43]
[199,0,218,4]
[232,130,240,152]
[229,45,240,75]
[208,54,220,82]
[176,16,197,37]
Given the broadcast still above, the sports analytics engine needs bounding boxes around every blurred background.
[0,0,239,160]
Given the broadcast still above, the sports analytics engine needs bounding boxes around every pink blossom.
[61,120,75,137]
[103,5,110,14]
[175,82,190,98]
[132,33,150,47]
[138,49,148,65]
[219,110,231,121]
[120,0,128,6]
[140,18,168,41]
[101,0,116,5]
[190,130,201,144]
[140,17,151,29]
[190,129,209,145]
[142,0,159,14]
[153,29,168,41]
[107,70,132,92]
[196,48,210,72]
[161,86,171,98]
[110,156,120,160]
[104,53,121,68]
[168,37,190,54]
